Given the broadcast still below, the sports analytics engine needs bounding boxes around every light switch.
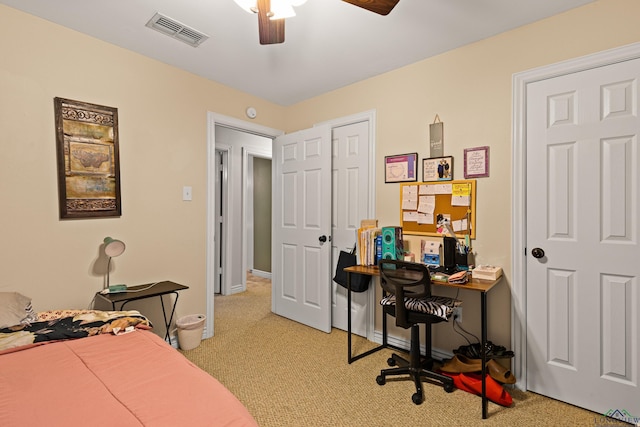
[182,186,192,201]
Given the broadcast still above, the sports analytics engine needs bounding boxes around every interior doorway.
[205,111,375,340]
[241,145,273,287]
[215,125,272,296]
[244,153,272,280]
[205,113,282,338]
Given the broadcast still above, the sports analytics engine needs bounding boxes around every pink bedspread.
[0,330,258,426]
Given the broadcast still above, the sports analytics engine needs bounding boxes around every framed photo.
[54,97,121,219]
[385,153,418,183]
[464,146,490,178]
[422,156,453,182]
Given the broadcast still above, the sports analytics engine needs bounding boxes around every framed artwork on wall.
[385,153,418,183]
[463,146,490,178]
[429,119,444,157]
[422,156,453,182]
[54,97,121,219]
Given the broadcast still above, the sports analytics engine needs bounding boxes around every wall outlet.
[453,306,462,323]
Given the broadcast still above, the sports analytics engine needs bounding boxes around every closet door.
[526,57,640,416]
[331,120,371,336]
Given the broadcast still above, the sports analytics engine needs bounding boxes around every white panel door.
[526,58,640,416]
[330,121,370,336]
[272,125,332,333]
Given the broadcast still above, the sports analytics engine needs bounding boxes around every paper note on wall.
[417,195,436,214]
[402,185,418,209]
[417,213,434,224]
[425,183,452,195]
[403,211,419,222]
[452,218,468,232]
[402,199,418,210]
[452,183,471,206]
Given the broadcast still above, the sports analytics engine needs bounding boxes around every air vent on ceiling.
[145,12,209,47]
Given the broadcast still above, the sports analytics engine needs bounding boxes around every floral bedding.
[0,310,151,353]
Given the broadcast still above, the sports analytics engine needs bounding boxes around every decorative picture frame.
[463,146,490,178]
[429,117,444,157]
[54,97,121,219]
[385,153,418,183]
[422,156,453,182]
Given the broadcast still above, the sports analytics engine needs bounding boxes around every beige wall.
[2,0,640,347]
[253,157,272,273]
[284,0,640,349]
[0,5,285,337]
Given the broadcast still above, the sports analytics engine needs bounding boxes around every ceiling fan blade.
[258,0,285,45]
[342,0,400,16]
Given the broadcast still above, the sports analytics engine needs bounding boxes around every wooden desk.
[96,281,188,342]
[344,265,501,419]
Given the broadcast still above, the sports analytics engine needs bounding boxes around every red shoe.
[439,371,476,394]
[459,372,513,407]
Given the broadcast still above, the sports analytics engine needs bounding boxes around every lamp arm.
[106,256,112,288]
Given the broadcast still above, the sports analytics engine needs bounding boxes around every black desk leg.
[161,291,180,341]
[481,291,488,419]
[347,271,388,364]
[119,292,180,343]
[347,272,353,363]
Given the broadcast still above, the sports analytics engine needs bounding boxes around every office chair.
[376,259,455,405]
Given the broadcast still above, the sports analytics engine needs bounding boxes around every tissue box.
[472,265,503,281]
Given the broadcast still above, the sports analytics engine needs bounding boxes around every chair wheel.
[444,382,455,393]
[412,393,423,405]
[387,357,396,366]
[376,375,386,385]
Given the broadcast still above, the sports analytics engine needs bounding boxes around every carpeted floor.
[180,274,599,426]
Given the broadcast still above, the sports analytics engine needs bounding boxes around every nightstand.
[96,280,188,341]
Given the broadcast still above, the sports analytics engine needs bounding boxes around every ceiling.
[1,0,594,106]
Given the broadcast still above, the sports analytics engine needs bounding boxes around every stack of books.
[355,219,381,266]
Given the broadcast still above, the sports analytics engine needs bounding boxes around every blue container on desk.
[423,253,440,267]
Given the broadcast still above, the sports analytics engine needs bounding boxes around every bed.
[0,293,258,427]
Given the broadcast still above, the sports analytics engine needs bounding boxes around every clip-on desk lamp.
[103,237,127,293]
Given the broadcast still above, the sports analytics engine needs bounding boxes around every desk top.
[96,281,188,303]
[343,265,500,293]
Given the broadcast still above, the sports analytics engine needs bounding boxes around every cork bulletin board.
[399,179,476,238]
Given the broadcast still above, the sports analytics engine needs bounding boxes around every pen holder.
[455,252,468,269]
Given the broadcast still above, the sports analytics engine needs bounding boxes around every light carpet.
[180,275,598,426]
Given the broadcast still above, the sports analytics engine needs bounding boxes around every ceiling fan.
[342,0,400,16]
[235,0,400,45]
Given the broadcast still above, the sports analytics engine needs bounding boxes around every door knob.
[319,235,327,243]
[531,248,545,259]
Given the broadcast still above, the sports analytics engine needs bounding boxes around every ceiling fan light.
[234,0,258,13]
[269,2,296,20]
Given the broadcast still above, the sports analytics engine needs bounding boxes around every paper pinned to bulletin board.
[400,179,476,238]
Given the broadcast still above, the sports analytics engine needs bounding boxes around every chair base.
[376,324,455,405]
[376,353,455,404]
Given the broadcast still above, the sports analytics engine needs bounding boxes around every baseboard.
[230,284,244,294]
[372,330,453,362]
[249,269,271,279]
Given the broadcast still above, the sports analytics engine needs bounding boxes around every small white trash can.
[176,314,205,350]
